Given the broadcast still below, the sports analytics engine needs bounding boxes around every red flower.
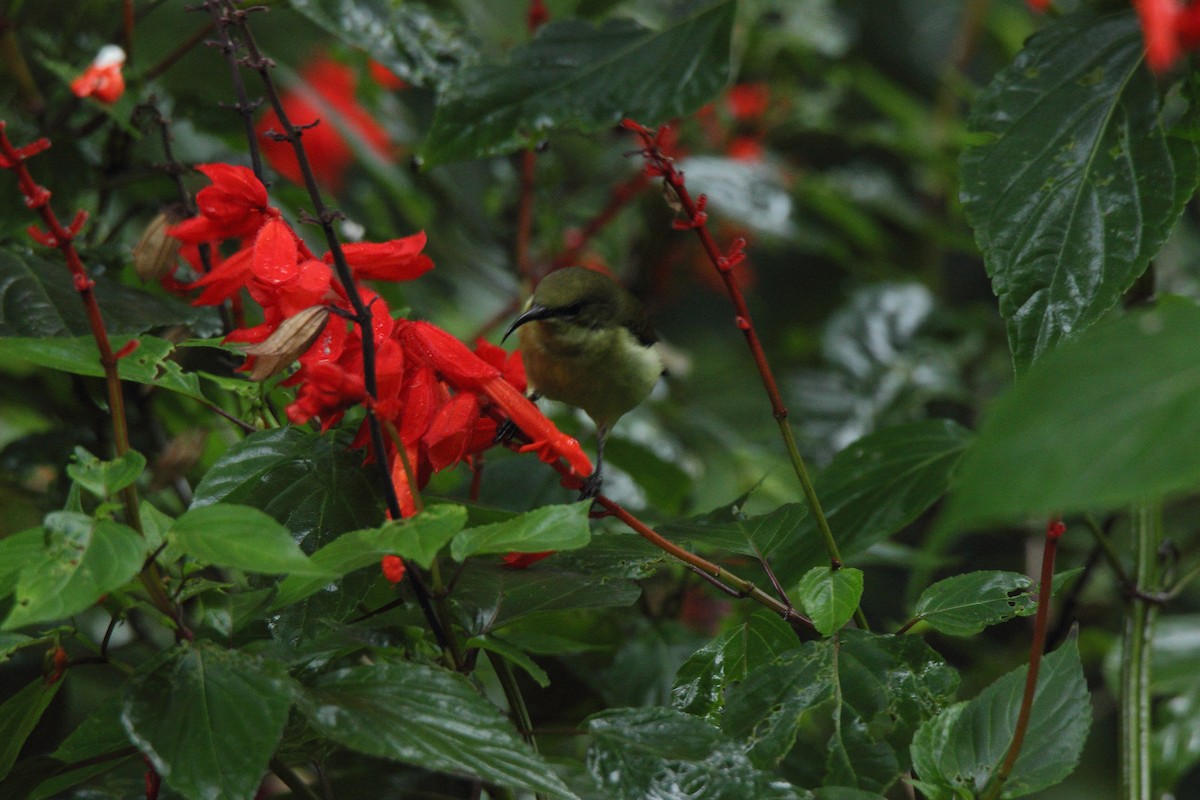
[423,392,481,471]
[169,164,276,244]
[368,60,407,91]
[502,551,554,569]
[70,45,125,104]
[334,232,434,282]
[381,554,406,583]
[257,55,392,191]
[725,83,770,121]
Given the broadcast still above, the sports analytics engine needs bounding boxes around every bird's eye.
[562,302,584,317]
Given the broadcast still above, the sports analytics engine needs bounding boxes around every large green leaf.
[941,300,1200,529]
[269,504,468,610]
[3,514,144,630]
[0,677,64,781]
[661,499,803,557]
[770,420,971,587]
[724,631,957,791]
[0,335,206,401]
[672,610,799,721]
[65,448,146,499]
[959,6,1199,370]
[450,500,591,560]
[191,429,385,641]
[420,0,735,165]
[121,643,294,800]
[287,0,474,91]
[296,661,577,798]
[911,636,1091,799]
[585,706,808,800]
[168,503,328,575]
[452,560,641,634]
[191,428,382,549]
[0,249,214,337]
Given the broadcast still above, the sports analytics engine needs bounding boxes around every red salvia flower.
[70,45,126,104]
[257,55,392,191]
[169,164,277,244]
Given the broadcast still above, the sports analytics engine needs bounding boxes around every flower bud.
[241,306,331,381]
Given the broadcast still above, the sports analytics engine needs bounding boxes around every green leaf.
[121,643,294,800]
[798,566,864,636]
[0,632,36,664]
[0,529,47,601]
[0,249,214,337]
[0,335,206,401]
[1154,687,1200,791]
[725,631,958,791]
[65,448,146,499]
[296,661,577,798]
[452,560,641,634]
[771,420,971,587]
[672,610,798,721]
[586,706,808,800]
[911,636,1091,799]
[0,676,64,781]
[661,499,803,557]
[467,634,551,688]
[941,301,1200,529]
[288,0,475,91]
[269,504,468,610]
[912,571,1042,637]
[168,503,326,575]
[191,428,384,639]
[420,0,735,165]
[959,6,1199,370]
[3,514,144,630]
[450,501,591,560]
[191,428,382,550]
[29,692,134,800]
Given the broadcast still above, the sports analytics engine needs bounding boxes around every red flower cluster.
[169,164,591,516]
[70,45,125,105]
[257,55,393,191]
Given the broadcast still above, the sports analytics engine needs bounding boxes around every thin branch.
[980,518,1065,800]
[206,0,451,655]
[622,120,866,630]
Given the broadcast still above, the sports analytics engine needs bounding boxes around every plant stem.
[623,121,861,627]
[980,518,1064,800]
[1121,502,1160,800]
[270,757,323,800]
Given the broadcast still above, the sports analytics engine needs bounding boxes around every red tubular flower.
[334,232,434,281]
[70,45,125,104]
[257,55,392,191]
[381,554,406,583]
[169,164,276,244]
[368,60,407,91]
[398,321,592,478]
[1136,0,1182,72]
[423,392,481,471]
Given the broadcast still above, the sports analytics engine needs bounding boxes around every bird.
[503,267,662,497]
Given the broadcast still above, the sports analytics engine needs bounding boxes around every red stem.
[982,518,1065,799]
[550,170,651,271]
[0,123,187,637]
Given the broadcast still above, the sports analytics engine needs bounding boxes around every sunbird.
[503,267,663,495]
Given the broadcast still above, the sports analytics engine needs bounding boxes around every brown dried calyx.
[132,206,186,282]
[241,306,331,381]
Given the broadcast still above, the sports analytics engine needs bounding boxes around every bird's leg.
[580,423,608,500]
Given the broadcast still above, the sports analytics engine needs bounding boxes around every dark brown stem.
[981,518,1064,800]
[208,1,450,654]
[144,21,216,82]
[549,170,651,271]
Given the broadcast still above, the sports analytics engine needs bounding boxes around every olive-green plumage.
[503,267,662,493]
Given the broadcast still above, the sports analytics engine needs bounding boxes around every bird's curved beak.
[502,303,552,343]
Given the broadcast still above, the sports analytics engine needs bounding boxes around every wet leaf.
[960,6,1199,370]
[296,661,577,797]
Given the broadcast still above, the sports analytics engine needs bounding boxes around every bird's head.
[502,267,654,344]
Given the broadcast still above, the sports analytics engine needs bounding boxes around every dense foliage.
[1,1,1199,799]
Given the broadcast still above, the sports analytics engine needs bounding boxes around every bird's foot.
[578,470,603,501]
